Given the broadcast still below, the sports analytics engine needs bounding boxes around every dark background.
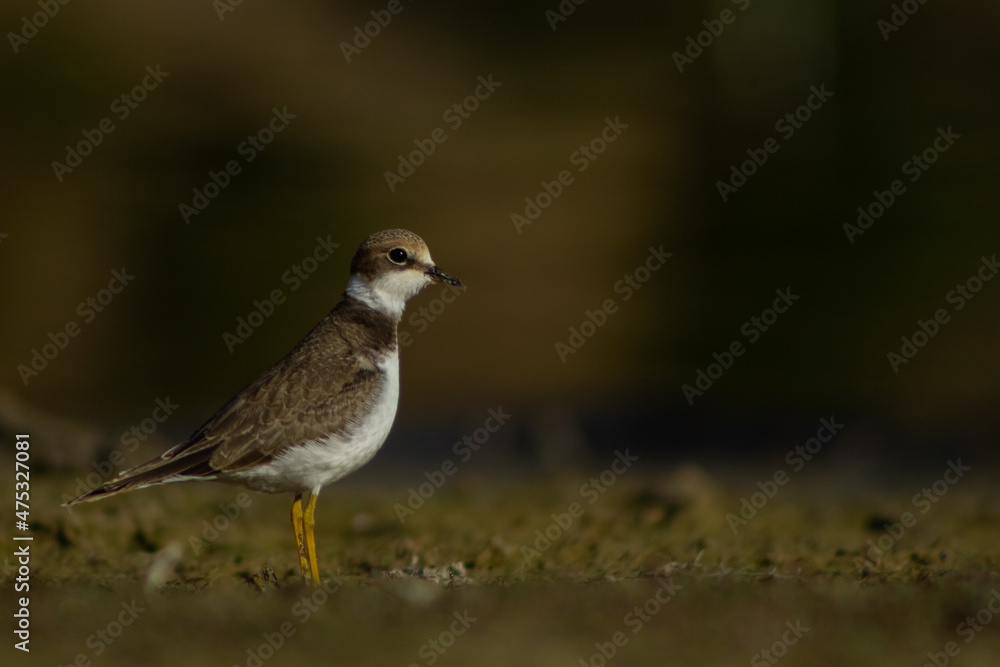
[2,0,998,481]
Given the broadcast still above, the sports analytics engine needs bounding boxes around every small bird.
[65,229,462,586]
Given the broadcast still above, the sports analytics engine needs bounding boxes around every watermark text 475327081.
[14,433,32,653]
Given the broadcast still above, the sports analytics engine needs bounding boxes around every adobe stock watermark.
[188,487,259,556]
[511,116,628,234]
[393,407,511,524]
[726,417,843,534]
[921,589,1000,667]
[671,0,751,73]
[8,0,73,54]
[339,0,414,63]
[716,83,833,202]
[51,66,169,182]
[682,287,799,405]
[234,572,345,667]
[179,106,297,224]
[751,620,810,666]
[17,267,135,386]
[383,74,501,192]
[213,0,249,21]
[57,599,146,666]
[222,235,340,353]
[577,577,681,667]
[878,0,930,42]
[61,396,179,507]
[544,0,587,31]
[520,449,638,568]
[399,282,466,349]
[555,245,671,363]
[886,253,997,373]
[855,459,970,572]
[843,126,960,244]
[407,610,477,667]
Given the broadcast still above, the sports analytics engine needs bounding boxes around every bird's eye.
[387,248,408,265]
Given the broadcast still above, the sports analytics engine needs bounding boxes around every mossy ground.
[4,465,1000,666]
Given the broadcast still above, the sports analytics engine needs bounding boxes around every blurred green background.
[3,0,999,470]
[0,2,998,471]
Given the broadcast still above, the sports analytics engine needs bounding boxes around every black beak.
[426,265,463,287]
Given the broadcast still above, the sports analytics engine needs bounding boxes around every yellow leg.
[291,493,310,580]
[303,490,321,586]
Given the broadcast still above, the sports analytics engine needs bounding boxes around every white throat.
[346,272,429,320]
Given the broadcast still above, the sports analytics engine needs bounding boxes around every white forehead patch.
[421,248,433,265]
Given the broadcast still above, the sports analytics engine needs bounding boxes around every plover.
[65,229,462,586]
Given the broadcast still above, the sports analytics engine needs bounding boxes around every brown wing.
[65,297,394,504]
[198,349,382,472]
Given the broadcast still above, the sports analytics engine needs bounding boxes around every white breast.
[225,350,400,494]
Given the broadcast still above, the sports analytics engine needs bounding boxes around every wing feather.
[65,296,394,504]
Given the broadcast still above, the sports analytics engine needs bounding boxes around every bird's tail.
[63,448,217,506]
